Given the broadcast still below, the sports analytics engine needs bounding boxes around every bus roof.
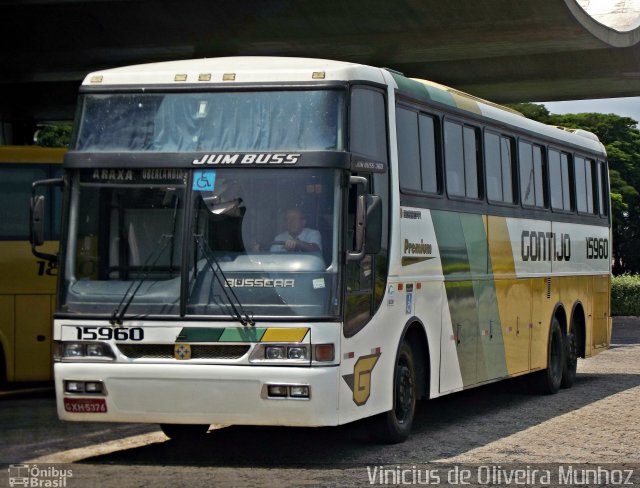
[82,56,387,86]
[83,56,606,156]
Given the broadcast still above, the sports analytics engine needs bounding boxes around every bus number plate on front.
[64,398,107,413]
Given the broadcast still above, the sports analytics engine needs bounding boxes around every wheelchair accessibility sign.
[193,170,216,191]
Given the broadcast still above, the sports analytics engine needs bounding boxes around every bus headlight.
[86,343,112,357]
[55,342,115,361]
[287,346,307,360]
[64,343,85,358]
[249,344,310,364]
[265,346,287,360]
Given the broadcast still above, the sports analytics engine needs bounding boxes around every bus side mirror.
[365,195,382,255]
[30,195,46,246]
[30,177,63,263]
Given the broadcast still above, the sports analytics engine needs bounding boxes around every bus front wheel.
[160,423,210,441]
[373,341,416,444]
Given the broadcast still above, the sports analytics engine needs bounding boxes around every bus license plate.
[64,398,107,413]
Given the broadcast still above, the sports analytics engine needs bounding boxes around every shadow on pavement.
[78,370,640,468]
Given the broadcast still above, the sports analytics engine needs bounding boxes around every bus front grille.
[117,344,250,360]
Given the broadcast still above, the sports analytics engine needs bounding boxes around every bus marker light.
[372,347,381,354]
[198,73,212,81]
[417,282,422,290]
[267,385,288,397]
[314,344,334,362]
[223,73,236,81]
[65,381,84,393]
[397,283,404,291]
[289,386,310,398]
[344,351,355,359]
[84,382,104,394]
[312,71,325,79]
[90,76,103,84]
[174,74,188,82]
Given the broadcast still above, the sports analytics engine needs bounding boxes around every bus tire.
[531,317,564,394]
[160,423,210,441]
[373,341,416,444]
[561,330,577,389]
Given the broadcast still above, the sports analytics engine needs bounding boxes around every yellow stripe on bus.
[261,328,309,343]
[0,145,66,164]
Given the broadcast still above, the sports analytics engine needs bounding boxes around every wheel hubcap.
[550,333,562,381]
[567,334,577,367]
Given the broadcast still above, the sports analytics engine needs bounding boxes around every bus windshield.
[74,90,345,152]
[60,168,341,319]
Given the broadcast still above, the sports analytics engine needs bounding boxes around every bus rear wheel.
[373,341,416,444]
[531,317,564,394]
[160,423,210,441]
[561,330,577,389]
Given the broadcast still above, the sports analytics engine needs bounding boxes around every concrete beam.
[0,0,638,121]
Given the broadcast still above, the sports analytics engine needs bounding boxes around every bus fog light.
[84,381,104,394]
[267,385,288,397]
[65,381,84,393]
[289,385,310,398]
[265,346,286,360]
[314,344,334,362]
[287,346,307,360]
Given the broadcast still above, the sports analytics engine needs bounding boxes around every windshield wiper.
[194,234,255,326]
[110,233,173,325]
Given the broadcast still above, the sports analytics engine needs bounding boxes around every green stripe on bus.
[390,73,433,103]
[176,327,225,342]
[432,211,508,385]
[219,328,267,342]
[431,211,472,277]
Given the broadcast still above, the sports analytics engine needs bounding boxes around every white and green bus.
[32,57,611,443]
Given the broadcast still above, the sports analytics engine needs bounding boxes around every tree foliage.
[507,103,640,274]
[35,124,72,148]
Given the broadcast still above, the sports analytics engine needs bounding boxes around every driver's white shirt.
[270,228,322,252]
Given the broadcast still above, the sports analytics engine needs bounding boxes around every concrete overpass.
[0,0,639,140]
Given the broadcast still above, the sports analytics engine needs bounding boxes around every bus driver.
[270,207,322,253]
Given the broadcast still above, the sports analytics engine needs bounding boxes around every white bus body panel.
[56,362,339,426]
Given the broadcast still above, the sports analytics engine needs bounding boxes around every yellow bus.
[35,58,611,443]
[0,146,65,383]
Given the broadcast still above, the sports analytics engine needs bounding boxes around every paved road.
[1,318,638,487]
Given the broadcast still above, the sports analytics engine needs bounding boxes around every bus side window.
[350,87,388,164]
[575,155,598,214]
[397,105,440,195]
[397,106,420,192]
[419,114,439,194]
[485,132,516,204]
[445,120,480,199]
[550,149,573,212]
[0,164,49,240]
[575,156,588,213]
[597,161,609,217]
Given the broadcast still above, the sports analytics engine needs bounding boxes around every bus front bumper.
[55,362,340,427]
